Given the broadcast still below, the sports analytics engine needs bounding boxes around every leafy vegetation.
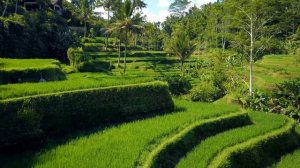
[1,0,300,167]
[242,78,300,122]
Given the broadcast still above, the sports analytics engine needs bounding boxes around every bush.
[190,82,224,102]
[67,47,84,67]
[0,81,174,150]
[242,78,300,122]
[0,11,79,60]
[163,75,192,96]
[77,60,111,72]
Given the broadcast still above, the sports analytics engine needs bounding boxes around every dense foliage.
[242,78,300,122]
[162,0,300,60]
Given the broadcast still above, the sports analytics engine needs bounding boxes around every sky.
[94,0,217,22]
[143,0,217,22]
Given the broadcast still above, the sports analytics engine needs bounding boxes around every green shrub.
[77,60,111,72]
[163,75,192,96]
[0,81,174,150]
[243,78,300,122]
[67,47,85,67]
[190,82,224,102]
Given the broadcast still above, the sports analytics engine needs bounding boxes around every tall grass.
[239,55,300,90]
[0,58,60,70]
[274,149,300,168]
[274,125,300,168]
[0,100,240,168]
[0,73,154,100]
[176,112,287,168]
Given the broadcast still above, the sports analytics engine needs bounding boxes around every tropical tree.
[106,0,144,73]
[132,0,146,12]
[99,0,115,49]
[1,0,10,17]
[169,0,191,16]
[71,0,97,37]
[165,24,196,72]
[106,21,123,67]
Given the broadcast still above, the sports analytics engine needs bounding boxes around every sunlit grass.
[0,72,154,100]
[0,100,240,168]
[176,112,288,168]
[0,58,60,70]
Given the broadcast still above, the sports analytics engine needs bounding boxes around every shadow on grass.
[0,107,188,168]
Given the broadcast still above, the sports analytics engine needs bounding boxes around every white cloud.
[193,0,217,7]
[157,0,171,8]
[144,9,170,23]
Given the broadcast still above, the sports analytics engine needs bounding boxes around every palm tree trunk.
[15,1,18,14]
[118,37,121,67]
[84,18,87,38]
[106,8,110,51]
[180,61,184,72]
[249,17,254,96]
[2,0,9,17]
[124,30,128,74]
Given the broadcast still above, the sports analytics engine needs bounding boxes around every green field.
[0,58,61,70]
[0,100,240,167]
[1,0,299,167]
[1,42,300,168]
[1,100,297,168]
[241,55,300,90]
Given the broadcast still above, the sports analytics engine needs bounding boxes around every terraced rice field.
[1,100,298,168]
[241,55,300,90]
[0,58,61,70]
[272,126,300,168]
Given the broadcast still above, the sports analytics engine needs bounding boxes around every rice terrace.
[0,0,300,168]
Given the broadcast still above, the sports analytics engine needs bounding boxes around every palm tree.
[71,0,97,37]
[132,0,146,12]
[107,0,144,73]
[1,0,10,17]
[166,25,196,73]
[106,22,123,67]
[99,0,114,50]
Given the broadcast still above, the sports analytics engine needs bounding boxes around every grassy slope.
[0,72,154,100]
[0,55,183,100]
[0,100,240,168]
[176,112,288,168]
[0,58,60,70]
[242,55,300,90]
[273,126,300,168]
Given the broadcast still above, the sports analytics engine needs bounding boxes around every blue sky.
[143,0,217,22]
[95,0,217,22]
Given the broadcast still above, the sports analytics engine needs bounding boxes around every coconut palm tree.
[106,0,144,73]
[106,22,123,67]
[166,25,196,73]
[72,0,97,37]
